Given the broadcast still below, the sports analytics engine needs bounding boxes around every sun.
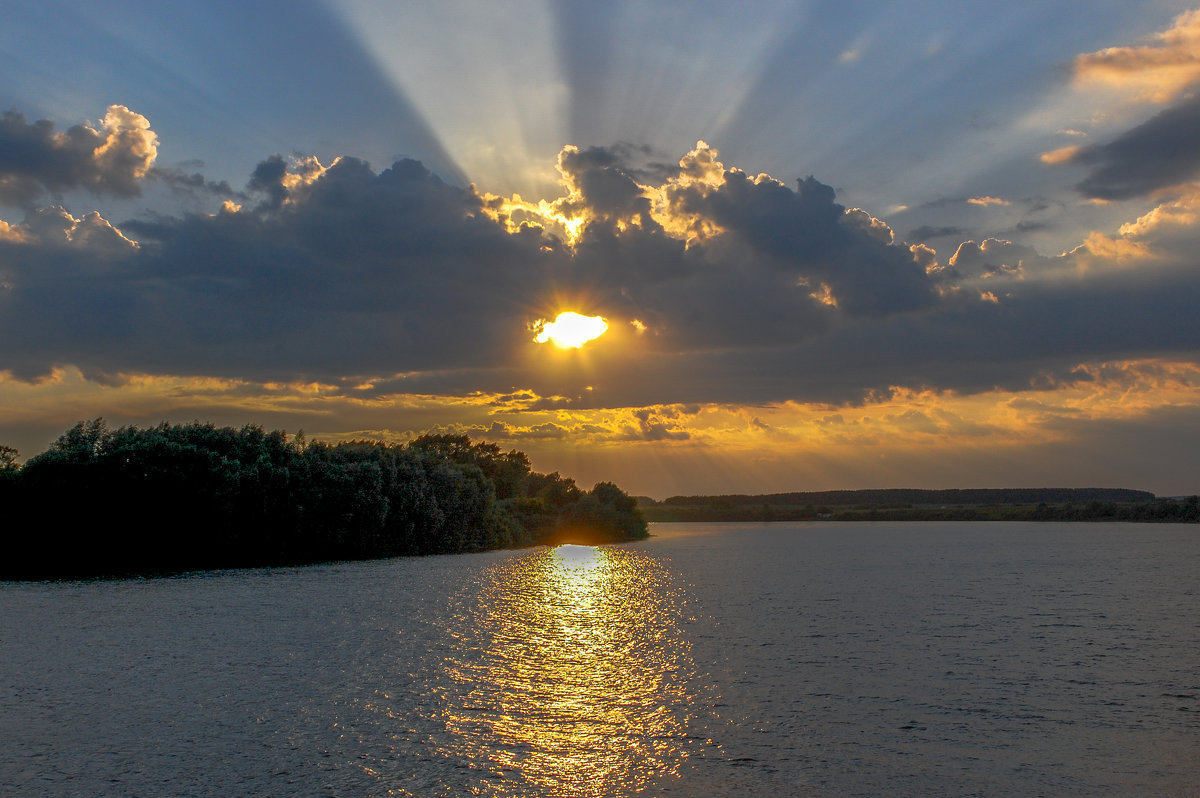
[533,311,608,348]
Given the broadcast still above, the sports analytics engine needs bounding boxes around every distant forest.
[640,488,1200,523]
[0,420,647,580]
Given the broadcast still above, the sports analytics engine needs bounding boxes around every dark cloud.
[0,106,157,206]
[536,143,940,352]
[674,171,937,316]
[247,155,289,210]
[556,144,658,232]
[566,224,833,352]
[1073,94,1200,199]
[1,134,1197,410]
[493,261,1200,410]
[0,154,556,380]
[150,167,240,200]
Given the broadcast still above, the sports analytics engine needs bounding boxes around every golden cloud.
[0,219,28,243]
[13,359,1195,448]
[1073,9,1200,103]
[1040,145,1082,165]
[1072,230,1155,264]
[1118,186,1200,236]
[274,155,333,204]
[967,196,1011,206]
[479,141,733,249]
[93,105,158,182]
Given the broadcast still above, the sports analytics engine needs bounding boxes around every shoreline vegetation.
[0,419,648,580]
[4,421,1194,581]
[638,488,1200,524]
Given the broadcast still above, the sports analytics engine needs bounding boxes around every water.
[1,522,1197,796]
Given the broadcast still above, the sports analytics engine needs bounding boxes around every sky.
[2,0,1200,498]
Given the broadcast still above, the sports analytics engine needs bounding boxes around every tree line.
[0,420,647,579]
[654,487,1157,508]
[641,490,1199,524]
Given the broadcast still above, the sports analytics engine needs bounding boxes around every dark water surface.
[2,522,1197,796]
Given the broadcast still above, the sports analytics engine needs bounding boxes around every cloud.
[486,141,940,352]
[618,408,691,442]
[1065,94,1200,199]
[0,105,157,206]
[1118,186,1200,238]
[1073,9,1200,103]
[150,167,240,200]
[555,144,658,232]
[967,196,1011,207]
[1040,145,1081,165]
[945,238,1041,280]
[1,114,1198,416]
[2,152,557,381]
[8,205,139,254]
[660,152,938,317]
[1069,231,1154,265]
[0,219,27,244]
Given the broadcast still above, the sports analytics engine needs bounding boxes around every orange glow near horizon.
[4,357,1199,495]
[533,312,609,349]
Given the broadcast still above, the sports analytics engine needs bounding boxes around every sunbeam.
[327,0,569,198]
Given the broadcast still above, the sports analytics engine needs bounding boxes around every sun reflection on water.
[438,544,704,796]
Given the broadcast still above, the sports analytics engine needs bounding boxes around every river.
[2,522,1197,796]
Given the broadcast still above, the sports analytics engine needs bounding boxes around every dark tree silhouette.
[1,420,647,579]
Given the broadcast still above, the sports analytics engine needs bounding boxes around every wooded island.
[0,420,647,580]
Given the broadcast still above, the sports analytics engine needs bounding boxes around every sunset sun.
[533,311,608,349]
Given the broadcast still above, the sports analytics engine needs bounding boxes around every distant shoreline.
[638,488,1199,524]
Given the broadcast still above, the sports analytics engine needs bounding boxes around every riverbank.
[639,488,1199,523]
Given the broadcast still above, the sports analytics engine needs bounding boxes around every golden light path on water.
[437,544,708,796]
